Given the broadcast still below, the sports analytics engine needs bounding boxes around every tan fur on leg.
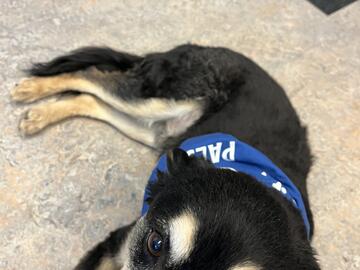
[13,71,204,146]
[20,94,101,135]
[11,73,203,122]
[20,94,161,147]
[11,74,97,103]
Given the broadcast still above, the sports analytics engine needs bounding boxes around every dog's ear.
[74,221,135,270]
[166,148,190,174]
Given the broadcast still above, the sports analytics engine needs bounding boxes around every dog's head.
[88,149,320,270]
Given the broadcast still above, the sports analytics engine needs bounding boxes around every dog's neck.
[142,133,311,239]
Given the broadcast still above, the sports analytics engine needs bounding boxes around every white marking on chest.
[169,210,198,263]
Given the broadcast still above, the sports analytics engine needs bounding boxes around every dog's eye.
[147,231,163,257]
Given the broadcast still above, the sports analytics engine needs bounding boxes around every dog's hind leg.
[11,68,204,122]
[12,68,205,144]
[20,94,164,148]
[11,68,123,103]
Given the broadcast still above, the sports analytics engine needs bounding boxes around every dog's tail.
[28,47,143,76]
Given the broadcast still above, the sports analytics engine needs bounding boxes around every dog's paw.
[19,107,49,135]
[11,78,43,103]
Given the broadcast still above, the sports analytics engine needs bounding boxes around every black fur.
[163,46,315,235]
[29,47,142,76]
[27,44,319,269]
[146,151,319,269]
[74,223,134,270]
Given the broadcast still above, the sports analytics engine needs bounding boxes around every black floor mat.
[307,0,357,14]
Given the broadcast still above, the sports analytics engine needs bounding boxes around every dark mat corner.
[307,0,357,14]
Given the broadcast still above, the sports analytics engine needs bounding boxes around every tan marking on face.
[169,210,198,263]
[229,262,262,270]
[95,257,116,270]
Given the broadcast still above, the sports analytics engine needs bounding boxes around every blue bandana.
[141,133,311,238]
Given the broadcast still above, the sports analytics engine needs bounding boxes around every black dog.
[12,44,320,270]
